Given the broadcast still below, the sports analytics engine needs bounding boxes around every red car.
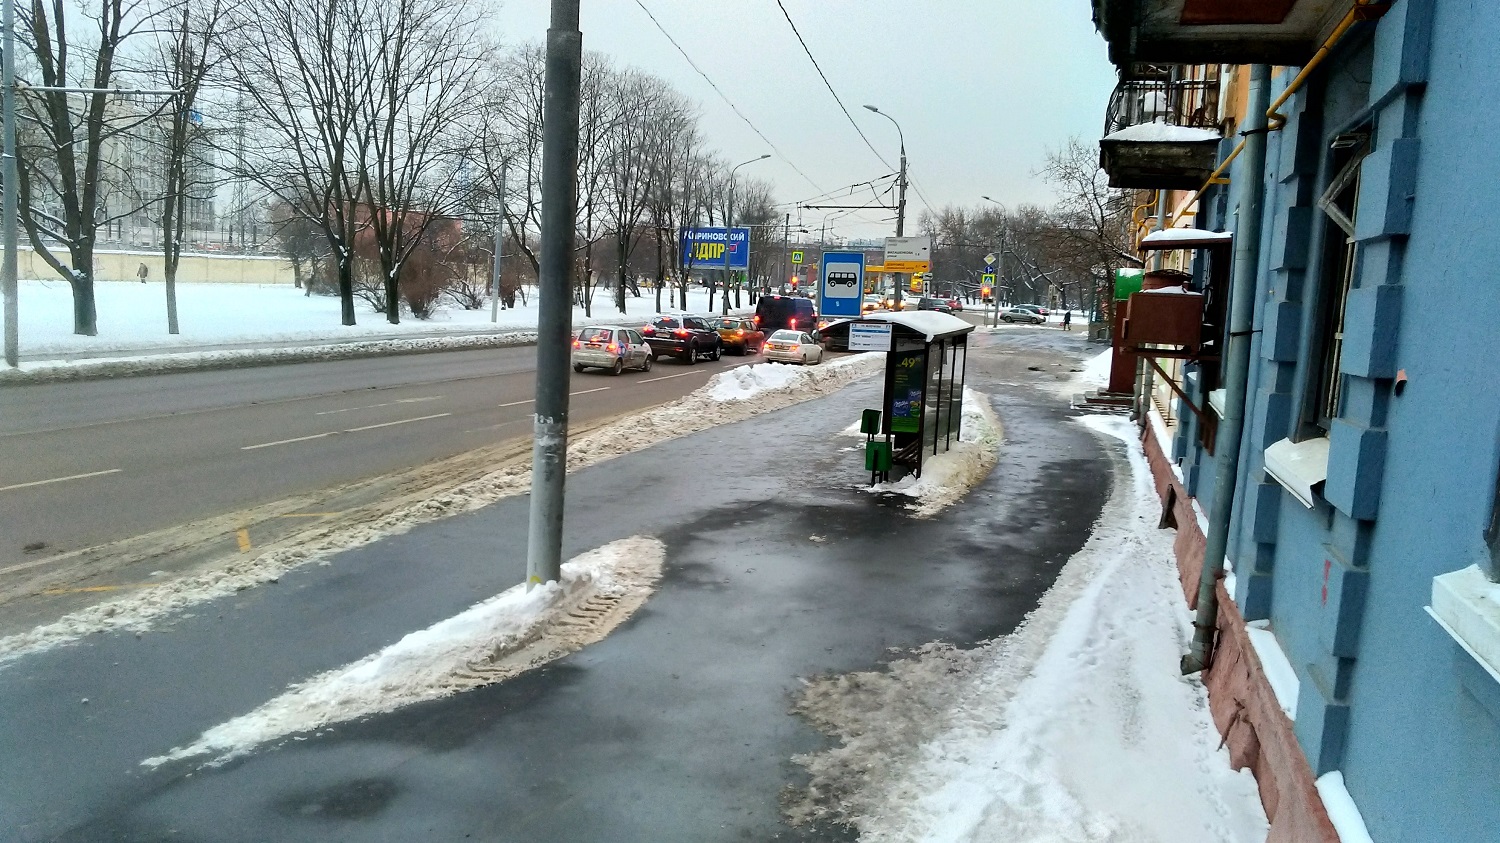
[946,298,964,312]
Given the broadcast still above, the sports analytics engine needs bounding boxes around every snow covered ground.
[143,536,665,769]
[864,387,1004,518]
[15,278,731,357]
[790,415,1269,842]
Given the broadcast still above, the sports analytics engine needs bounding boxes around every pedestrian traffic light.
[790,276,799,288]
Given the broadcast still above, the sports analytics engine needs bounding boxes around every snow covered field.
[791,415,1269,842]
[15,279,731,357]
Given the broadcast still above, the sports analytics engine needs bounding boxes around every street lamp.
[722,153,770,315]
[863,104,908,307]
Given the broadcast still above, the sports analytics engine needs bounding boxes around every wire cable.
[630,0,824,193]
[772,0,895,172]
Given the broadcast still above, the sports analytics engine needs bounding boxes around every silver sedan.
[762,329,824,365]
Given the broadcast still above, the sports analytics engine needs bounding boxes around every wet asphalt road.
[0,327,1111,842]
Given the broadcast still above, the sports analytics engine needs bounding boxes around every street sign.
[791,250,804,265]
[982,272,996,285]
[848,321,893,352]
[680,227,751,269]
[984,253,996,266]
[819,250,865,317]
[883,236,932,273]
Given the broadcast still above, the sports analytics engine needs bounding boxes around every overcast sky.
[491,1,1117,240]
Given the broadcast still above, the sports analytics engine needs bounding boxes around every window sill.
[1427,565,1500,686]
[1264,436,1330,508]
[1207,388,1226,418]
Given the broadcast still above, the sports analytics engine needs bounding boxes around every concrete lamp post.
[863,104,908,308]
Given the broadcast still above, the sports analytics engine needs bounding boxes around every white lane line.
[344,413,453,433]
[570,386,612,396]
[0,468,123,493]
[498,398,534,408]
[241,432,336,451]
[637,371,709,384]
[498,386,607,410]
[315,395,443,416]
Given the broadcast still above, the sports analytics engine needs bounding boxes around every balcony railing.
[1103,71,1222,138]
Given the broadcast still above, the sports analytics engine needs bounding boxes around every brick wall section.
[1138,424,1340,843]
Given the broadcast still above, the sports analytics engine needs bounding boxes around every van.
[754,295,817,334]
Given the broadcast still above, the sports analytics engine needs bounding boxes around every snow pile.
[1314,772,1375,843]
[1047,347,1116,401]
[708,362,805,401]
[1103,122,1222,144]
[142,536,665,769]
[864,388,1003,518]
[789,415,1267,842]
[0,352,884,664]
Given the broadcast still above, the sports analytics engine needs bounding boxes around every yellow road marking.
[277,512,341,518]
[236,528,252,553]
[40,583,156,595]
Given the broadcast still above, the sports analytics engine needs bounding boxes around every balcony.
[1098,70,1223,190]
[1092,0,1390,67]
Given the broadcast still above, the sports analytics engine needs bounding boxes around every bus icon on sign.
[827,271,859,288]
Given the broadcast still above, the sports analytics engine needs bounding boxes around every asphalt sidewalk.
[0,331,1109,842]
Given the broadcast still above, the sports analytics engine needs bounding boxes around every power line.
[630,0,824,193]
[772,0,894,172]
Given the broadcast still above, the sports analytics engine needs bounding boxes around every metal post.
[3,0,19,368]
[780,212,789,294]
[1183,65,1271,674]
[490,160,507,323]
[526,0,582,588]
[893,144,908,308]
[721,155,768,316]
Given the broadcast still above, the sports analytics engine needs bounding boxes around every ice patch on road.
[142,536,664,769]
[788,415,1268,842]
[861,388,1003,518]
[0,353,883,666]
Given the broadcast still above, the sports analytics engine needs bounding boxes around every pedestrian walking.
[1062,310,1072,331]
[137,262,149,284]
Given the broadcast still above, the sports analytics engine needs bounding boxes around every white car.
[572,325,653,375]
[762,329,824,365]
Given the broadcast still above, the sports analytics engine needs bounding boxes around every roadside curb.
[0,331,542,386]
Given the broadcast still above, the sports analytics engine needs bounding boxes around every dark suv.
[916,297,954,313]
[755,295,817,334]
[641,315,722,364]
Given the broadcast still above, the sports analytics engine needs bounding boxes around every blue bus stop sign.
[819,250,864,318]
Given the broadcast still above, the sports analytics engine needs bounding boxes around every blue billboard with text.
[680,227,751,270]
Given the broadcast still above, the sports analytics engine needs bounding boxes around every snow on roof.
[1102,122,1222,144]
[843,310,975,341]
[1141,228,1234,249]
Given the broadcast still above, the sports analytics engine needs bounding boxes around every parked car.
[762,329,824,365]
[916,297,954,314]
[572,325,653,374]
[641,315,722,364]
[1000,306,1046,324]
[713,316,765,355]
[946,298,964,312]
[754,294,818,334]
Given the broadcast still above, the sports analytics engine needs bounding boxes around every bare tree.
[14,0,167,335]
[228,0,373,326]
[1041,136,1137,326]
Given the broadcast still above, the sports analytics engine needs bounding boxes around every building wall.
[1168,2,1500,839]
[17,247,295,286]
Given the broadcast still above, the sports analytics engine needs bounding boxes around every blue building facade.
[1096,1,1500,839]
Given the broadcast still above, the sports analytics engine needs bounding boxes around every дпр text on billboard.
[680,227,751,270]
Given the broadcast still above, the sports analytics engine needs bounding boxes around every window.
[1306,131,1370,433]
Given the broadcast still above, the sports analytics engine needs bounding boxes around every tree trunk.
[338,257,356,326]
[70,272,98,336]
[615,237,628,314]
[385,270,400,325]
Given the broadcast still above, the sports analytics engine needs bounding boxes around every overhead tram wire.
[630,0,824,193]
[772,0,894,173]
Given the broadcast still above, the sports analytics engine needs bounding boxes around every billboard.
[680,227,751,270]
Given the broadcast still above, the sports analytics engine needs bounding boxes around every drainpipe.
[1182,65,1271,675]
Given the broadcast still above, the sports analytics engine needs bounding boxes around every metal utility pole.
[721,154,769,316]
[3,0,19,368]
[779,212,790,294]
[490,159,507,323]
[864,104,907,309]
[526,0,582,588]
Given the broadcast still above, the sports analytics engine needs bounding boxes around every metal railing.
[1104,68,1223,137]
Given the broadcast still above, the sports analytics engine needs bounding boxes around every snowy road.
[0,345,753,579]
[0,330,1127,841]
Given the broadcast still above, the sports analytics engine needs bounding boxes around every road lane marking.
[241,432,336,451]
[314,395,444,416]
[570,386,611,396]
[242,413,453,450]
[344,412,452,433]
[278,512,342,518]
[498,386,608,409]
[637,371,709,384]
[0,468,123,493]
[236,528,252,553]
[40,583,157,595]
[498,398,534,408]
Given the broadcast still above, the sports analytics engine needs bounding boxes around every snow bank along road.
[0,345,762,605]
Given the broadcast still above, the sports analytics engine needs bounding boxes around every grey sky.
[492,1,1117,240]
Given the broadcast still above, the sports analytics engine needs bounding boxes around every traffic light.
[789,276,799,288]
[981,286,991,298]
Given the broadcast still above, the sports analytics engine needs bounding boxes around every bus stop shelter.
[820,311,975,481]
